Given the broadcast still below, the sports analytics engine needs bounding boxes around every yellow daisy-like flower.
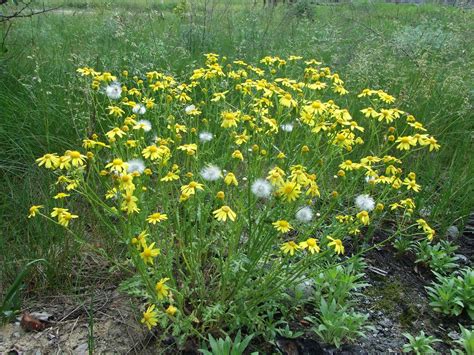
[327,236,344,255]
[53,192,70,199]
[155,277,170,300]
[64,151,85,167]
[121,192,140,214]
[356,210,370,225]
[141,304,158,330]
[395,136,416,150]
[140,242,160,265]
[28,205,44,218]
[161,171,180,182]
[107,105,125,117]
[180,181,204,196]
[272,220,293,233]
[224,172,238,186]
[213,205,237,222]
[51,207,68,218]
[57,211,79,227]
[232,150,244,161]
[280,241,300,256]
[165,305,177,317]
[221,111,239,128]
[105,158,128,173]
[403,178,421,192]
[279,93,297,108]
[146,212,168,225]
[36,153,60,169]
[277,181,301,202]
[177,144,198,156]
[299,238,320,254]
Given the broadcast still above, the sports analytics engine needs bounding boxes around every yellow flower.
[277,181,301,202]
[279,93,297,108]
[36,153,59,169]
[299,238,320,254]
[140,242,160,265]
[327,236,344,255]
[57,211,79,227]
[107,105,125,117]
[131,231,148,250]
[106,127,126,140]
[216,191,225,200]
[266,167,285,186]
[272,220,293,233]
[147,212,168,224]
[177,144,198,156]
[232,150,244,161]
[121,192,140,214]
[51,207,68,218]
[105,158,128,173]
[221,111,239,128]
[395,136,416,150]
[356,210,370,225]
[403,178,421,192]
[155,277,170,299]
[224,172,238,186]
[419,136,440,151]
[280,241,300,256]
[165,305,177,317]
[141,304,158,330]
[28,205,44,218]
[119,174,135,192]
[142,145,170,160]
[53,192,70,199]
[234,130,250,145]
[161,171,180,182]
[180,181,204,196]
[213,205,237,222]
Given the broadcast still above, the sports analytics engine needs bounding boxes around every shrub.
[30,53,441,344]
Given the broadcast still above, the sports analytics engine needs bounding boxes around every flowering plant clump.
[31,53,440,339]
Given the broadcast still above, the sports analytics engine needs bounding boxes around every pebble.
[446,225,460,238]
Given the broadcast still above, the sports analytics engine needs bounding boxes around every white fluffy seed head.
[126,158,145,174]
[105,82,122,100]
[295,206,314,223]
[355,194,375,211]
[132,104,146,115]
[185,104,196,114]
[365,175,376,183]
[199,131,213,142]
[251,179,272,198]
[136,119,152,132]
[280,123,294,132]
[200,165,222,181]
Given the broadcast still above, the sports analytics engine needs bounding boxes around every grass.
[1,0,473,297]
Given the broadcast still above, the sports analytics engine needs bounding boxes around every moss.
[399,304,418,329]
[365,279,406,315]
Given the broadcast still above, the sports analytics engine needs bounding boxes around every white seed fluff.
[199,131,213,143]
[185,104,196,114]
[132,104,146,115]
[365,175,376,183]
[105,82,122,100]
[200,165,222,181]
[355,194,375,211]
[126,159,145,174]
[280,123,294,132]
[295,206,314,223]
[136,119,152,132]
[251,179,272,198]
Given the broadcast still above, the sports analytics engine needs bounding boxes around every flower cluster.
[32,53,439,333]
